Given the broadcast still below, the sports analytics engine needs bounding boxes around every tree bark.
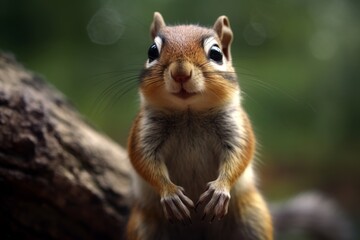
[0,52,131,240]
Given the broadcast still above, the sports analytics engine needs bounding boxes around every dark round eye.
[148,43,159,63]
[209,44,223,64]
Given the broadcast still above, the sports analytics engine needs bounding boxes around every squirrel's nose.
[171,72,191,83]
[169,61,193,83]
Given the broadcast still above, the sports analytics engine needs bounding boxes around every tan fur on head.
[150,12,166,39]
[213,16,233,60]
[142,12,238,111]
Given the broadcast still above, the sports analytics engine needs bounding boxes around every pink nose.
[171,72,191,83]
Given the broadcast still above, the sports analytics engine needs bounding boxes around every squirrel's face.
[140,13,240,111]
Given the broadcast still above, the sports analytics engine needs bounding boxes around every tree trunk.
[0,52,131,240]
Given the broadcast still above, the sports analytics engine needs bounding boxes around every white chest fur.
[137,106,249,201]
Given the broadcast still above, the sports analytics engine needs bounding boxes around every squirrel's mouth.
[173,89,196,99]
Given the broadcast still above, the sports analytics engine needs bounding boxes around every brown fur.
[126,12,273,240]
[141,23,238,111]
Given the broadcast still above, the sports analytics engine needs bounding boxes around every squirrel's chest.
[166,126,222,194]
[163,117,221,197]
[141,111,223,160]
[140,110,240,196]
[162,118,220,175]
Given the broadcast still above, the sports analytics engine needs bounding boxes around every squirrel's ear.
[213,16,233,60]
[150,12,166,40]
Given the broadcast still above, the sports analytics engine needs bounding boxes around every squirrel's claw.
[198,181,230,222]
[161,187,194,223]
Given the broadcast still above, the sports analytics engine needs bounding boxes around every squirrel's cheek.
[205,80,239,105]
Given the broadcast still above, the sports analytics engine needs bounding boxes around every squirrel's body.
[126,12,273,240]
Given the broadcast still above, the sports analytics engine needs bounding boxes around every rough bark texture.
[0,52,131,240]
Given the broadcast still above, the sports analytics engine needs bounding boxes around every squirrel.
[126,12,273,240]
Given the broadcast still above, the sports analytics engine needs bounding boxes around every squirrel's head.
[140,12,240,111]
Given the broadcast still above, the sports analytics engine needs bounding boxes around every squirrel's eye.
[209,44,223,64]
[148,43,159,63]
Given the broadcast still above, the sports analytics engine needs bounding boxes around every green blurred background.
[1,0,359,236]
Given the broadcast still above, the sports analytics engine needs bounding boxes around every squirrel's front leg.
[160,183,194,223]
[197,178,232,221]
[197,112,255,221]
[128,115,194,223]
[197,153,247,221]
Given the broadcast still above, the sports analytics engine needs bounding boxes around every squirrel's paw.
[196,181,231,222]
[160,186,194,224]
